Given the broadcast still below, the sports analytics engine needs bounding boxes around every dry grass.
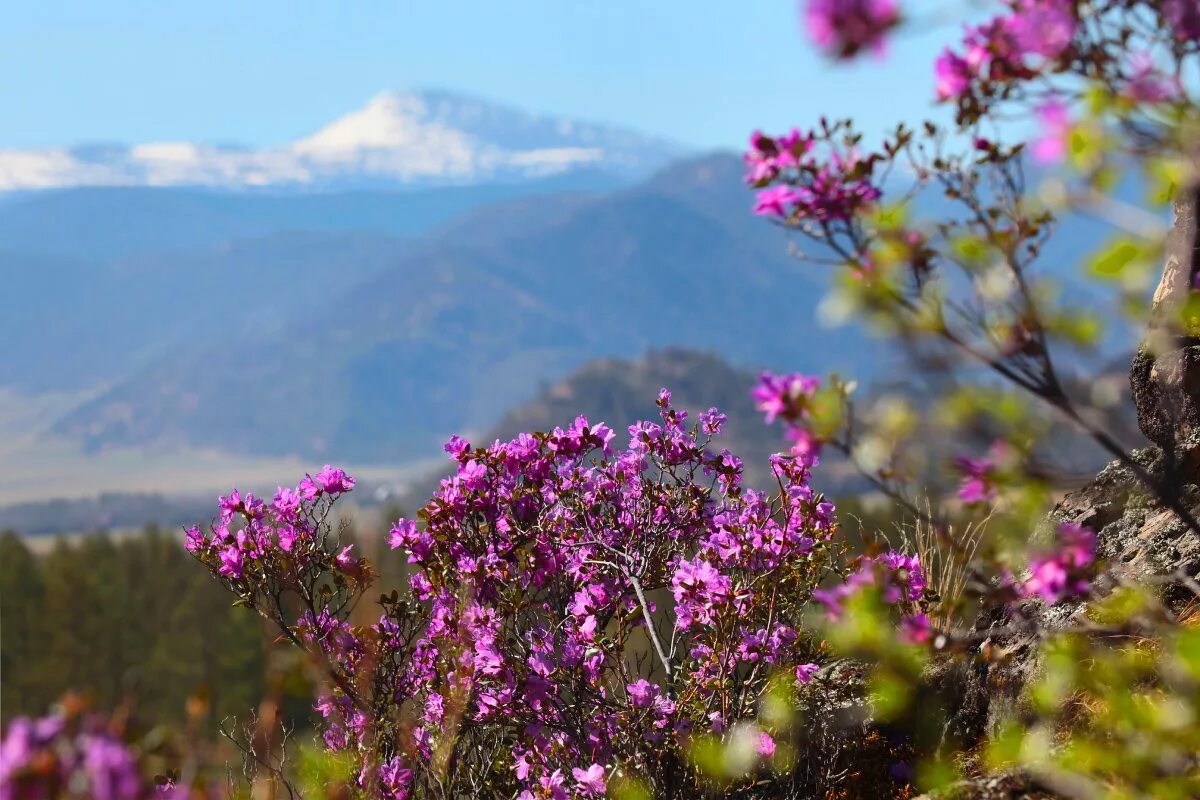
[904,497,991,631]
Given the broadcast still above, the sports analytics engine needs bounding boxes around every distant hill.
[486,347,782,480]
[48,154,885,463]
[0,176,622,263]
[396,347,835,510]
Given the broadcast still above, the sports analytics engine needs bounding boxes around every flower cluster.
[189,392,864,797]
[745,129,883,224]
[384,392,838,795]
[803,0,900,60]
[184,464,365,591]
[954,444,1004,505]
[934,0,1190,120]
[934,1,1076,104]
[752,371,824,461]
[812,551,932,643]
[0,709,153,800]
[1020,521,1096,605]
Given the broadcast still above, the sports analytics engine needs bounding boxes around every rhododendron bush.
[182,395,934,797]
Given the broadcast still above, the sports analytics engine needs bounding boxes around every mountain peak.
[292,91,453,156]
[0,90,685,192]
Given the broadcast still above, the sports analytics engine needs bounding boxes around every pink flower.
[1008,0,1076,59]
[627,679,656,708]
[443,434,470,460]
[277,524,302,552]
[900,612,932,645]
[538,770,568,800]
[804,0,900,59]
[934,48,973,101]
[756,731,777,758]
[315,465,356,495]
[754,185,802,218]
[752,372,820,424]
[272,486,301,518]
[297,475,320,500]
[954,453,997,504]
[572,764,606,796]
[784,424,822,462]
[335,544,356,571]
[672,558,733,629]
[218,544,244,579]
[1021,521,1096,604]
[183,526,205,554]
[699,407,727,436]
[217,488,242,519]
[1032,99,1071,164]
[796,662,820,684]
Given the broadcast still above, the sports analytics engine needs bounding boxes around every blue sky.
[2,1,968,150]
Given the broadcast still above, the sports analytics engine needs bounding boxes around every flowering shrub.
[182,392,956,796]
[0,704,150,800]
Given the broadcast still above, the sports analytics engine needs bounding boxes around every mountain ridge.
[0,89,685,192]
[47,152,885,463]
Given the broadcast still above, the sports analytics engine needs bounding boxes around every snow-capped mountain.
[0,90,684,191]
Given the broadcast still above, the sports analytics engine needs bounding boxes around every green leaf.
[1088,238,1145,280]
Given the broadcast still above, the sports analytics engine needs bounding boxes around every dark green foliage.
[0,531,46,709]
[0,528,266,728]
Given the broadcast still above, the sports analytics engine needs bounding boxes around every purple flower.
[934,48,973,100]
[1164,0,1200,41]
[900,612,932,645]
[277,523,302,552]
[186,387,850,795]
[1008,0,1076,59]
[954,452,998,504]
[1021,521,1096,604]
[183,526,205,554]
[754,185,803,218]
[82,733,142,800]
[443,434,471,460]
[804,0,900,59]
[752,372,819,425]
[218,488,242,519]
[796,662,820,684]
[572,764,606,796]
[699,407,728,436]
[297,475,321,500]
[672,557,733,629]
[627,679,656,708]
[273,485,302,518]
[218,544,245,579]
[315,465,356,495]
[1032,99,1071,164]
[377,756,414,800]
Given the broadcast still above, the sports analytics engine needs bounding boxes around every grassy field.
[0,387,438,507]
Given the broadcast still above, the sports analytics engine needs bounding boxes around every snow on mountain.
[0,90,684,191]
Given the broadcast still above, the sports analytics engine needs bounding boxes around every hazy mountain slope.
[50,154,883,462]
[42,150,1140,467]
[0,177,620,262]
[0,231,411,391]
